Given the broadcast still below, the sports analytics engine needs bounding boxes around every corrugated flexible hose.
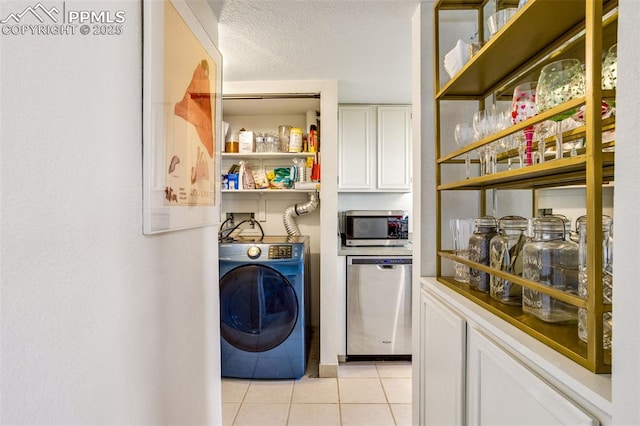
[283,192,319,236]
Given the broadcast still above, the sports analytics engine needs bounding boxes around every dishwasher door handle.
[378,264,397,270]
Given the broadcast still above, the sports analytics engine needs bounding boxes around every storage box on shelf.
[433,0,616,373]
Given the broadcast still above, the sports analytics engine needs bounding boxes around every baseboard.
[319,363,338,378]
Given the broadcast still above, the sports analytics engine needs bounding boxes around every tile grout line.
[230,379,250,426]
[285,380,294,426]
[376,363,398,426]
[337,374,343,425]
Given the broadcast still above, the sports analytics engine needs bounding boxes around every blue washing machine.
[219,236,310,379]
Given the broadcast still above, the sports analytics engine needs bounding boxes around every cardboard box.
[238,131,254,153]
[228,173,239,190]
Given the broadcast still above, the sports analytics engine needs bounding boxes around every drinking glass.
[473,109,497,175]
[602,44,617,91]
[511,82,537,166]
[494,110,514,171]
[570,101,613,156]
[602,44,617,112]
[454,123,474,179]
[536,59,586,160]
[534,120,553,164]
[450,218,474,283]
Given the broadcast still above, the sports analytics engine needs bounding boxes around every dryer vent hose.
[283,192,319,237]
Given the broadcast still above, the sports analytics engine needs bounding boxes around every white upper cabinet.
[338,105,411,192]
[377,106,412,190]
[338,106,374,190]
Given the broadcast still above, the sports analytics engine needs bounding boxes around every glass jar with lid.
[522,216,579,323]
[489,216,529,305]
[468,216,498,293]
[576,215,613,349]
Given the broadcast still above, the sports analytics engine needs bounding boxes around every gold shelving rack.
[433,0,617,373]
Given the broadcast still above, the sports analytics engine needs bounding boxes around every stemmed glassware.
[473,108,497,175]
[473,110,491,175]
[536,59,586,160]
[565,45,618,157]
[454,123,474,179]
[602,44,617,97]
[473,108,514,174]
[534,120,553,163]
[511,82,537,166]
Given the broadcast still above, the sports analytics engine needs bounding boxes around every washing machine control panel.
[268,245,293,259]
[247,246,261,259]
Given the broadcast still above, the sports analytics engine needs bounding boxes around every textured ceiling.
[208,0,421,103]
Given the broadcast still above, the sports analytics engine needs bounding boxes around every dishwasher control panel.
[350,257,412,265]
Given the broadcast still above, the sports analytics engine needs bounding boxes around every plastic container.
[522,216,579,323]
[309,125,318,152]
[225,128,239,153]
[289,127,303,152]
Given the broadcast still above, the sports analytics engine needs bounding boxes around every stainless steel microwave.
[343,210,409,246]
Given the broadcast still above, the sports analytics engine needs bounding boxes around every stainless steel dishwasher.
[346,255,412,359]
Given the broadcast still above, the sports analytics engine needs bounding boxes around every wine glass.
[536,59,586,160]
[570,101,613,156]
[511,82,537,166]
[602,44,617,91]
[454,123,474,179]
[602,44,617,109]
[473,108,503,175]
[534,119,553,163]
[473,110,490,175]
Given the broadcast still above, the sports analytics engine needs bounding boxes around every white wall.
[613,1,640,423]
[0,1,221,423]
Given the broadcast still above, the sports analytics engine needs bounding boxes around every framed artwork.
[143,0,222,234]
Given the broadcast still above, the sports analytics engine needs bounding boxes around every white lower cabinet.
[420,289,466,425]
[466,328,598,426]
[420,285,603,425]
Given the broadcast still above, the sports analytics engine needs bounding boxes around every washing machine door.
[220,264,298,352]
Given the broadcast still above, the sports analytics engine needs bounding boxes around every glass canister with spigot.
[468,217,498,293]
[522,216,579,323]
[489,216,529,305]
[576,215,613,349]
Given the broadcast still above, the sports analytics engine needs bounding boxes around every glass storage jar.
[489,216,529,305]
[468,216,498,293]
[576,215,613,349]
[522,216,579,323]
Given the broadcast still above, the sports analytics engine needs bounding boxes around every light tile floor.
[221,331,412,426]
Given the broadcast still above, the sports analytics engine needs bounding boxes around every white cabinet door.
[338,106,374,190]
[377,106,411,190]
[420,289,466,426]
[466,327,599,426]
